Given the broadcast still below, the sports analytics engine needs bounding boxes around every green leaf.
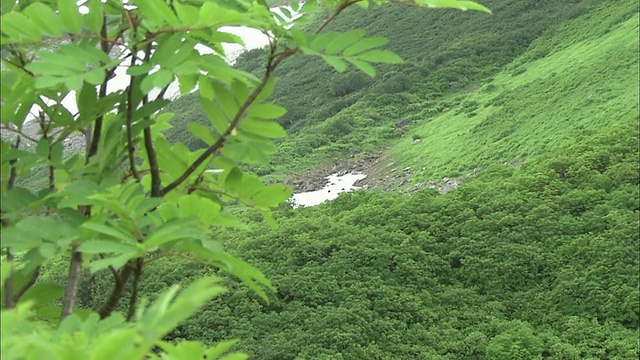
[77,83,98,121]
[239,118,286,138]
[20,282,64,307]
[177,195,221,224]
[355,49,403,64]
[343,36,389,56]
[414,0,492,13]
[78,240,140,254]
[89,254,132,273]
[58,0,83,33]
[321,55,348,72]
[187,123,218,145]
[140,277,225,340]
[326,29,366,55]
[153,69,174,90]
[224,167,243,192]
[135,0,179,27]
[0,12,41,41]
[84,0,104,33]
[82,222,137,243]
[1,187,38,213]
[23,3,64,37]
[205,340,242,360]
[1,262,12,290]
[57,179,101,208]
[144,218,205,249]
[252,184,292,209]
[347,58,377,77]
[246,104,287,120]
[127,64,153,76]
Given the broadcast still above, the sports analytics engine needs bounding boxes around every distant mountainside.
[168,0,637,187]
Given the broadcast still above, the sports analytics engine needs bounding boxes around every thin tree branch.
[8,137,20,190]
[12,266,41,303]
[86,17,111,161]
[60,247,83,321]
[161,43,281,195]
[125,54,142,182]
[0,126,38,143]
[140,42,162,197]
[98,262,134,319]
[314,0,362,34]
[126,257,143,321]
[3,249,15,309]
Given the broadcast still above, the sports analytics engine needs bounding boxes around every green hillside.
[36,0,638,358]
[164,0,627,179]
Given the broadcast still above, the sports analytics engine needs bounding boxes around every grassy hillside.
[387,1,638,183]
[163,0,608,178]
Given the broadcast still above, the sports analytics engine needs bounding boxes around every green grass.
[389,3,638,182]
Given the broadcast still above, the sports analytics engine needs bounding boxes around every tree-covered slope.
[120,120,637,359]
[37,1,638,359]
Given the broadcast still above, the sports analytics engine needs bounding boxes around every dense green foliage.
[70,1,638,358]
[6,0,638,359]
[5,0,491,358]
[81,120,639,359]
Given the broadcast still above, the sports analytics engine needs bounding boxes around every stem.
[3,250,15,309]
[98,262,134,319]
[314,0,362,34]
[126,258,143,321]
[0,126,38,143]
[60,247,83,321]
[125,53,141,182]
[86,18,111,162]
[12,266,41,303]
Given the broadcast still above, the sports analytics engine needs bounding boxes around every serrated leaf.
[204,340,241,359]
[415,0,492,13]
[144,218,204,249]
[24,3,64,37]
[89,254,132,273]
[343,36,389,56]
[355,49,403,64]
[321,55,348,72]
[326,29,366,55]
[239,118,286,138]
[1,12,42,41]
[58,0,83,33]
[347,58,377,77]
[252,184,291,209]
[187,123,217,144]
[78,240,140,254]
[82,222,136,243]
[135,0,179,27]
[20,282,64,307]
[246,104,287,119]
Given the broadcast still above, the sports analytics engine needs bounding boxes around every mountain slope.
[384,1,638,185]
[162,0,610,179]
